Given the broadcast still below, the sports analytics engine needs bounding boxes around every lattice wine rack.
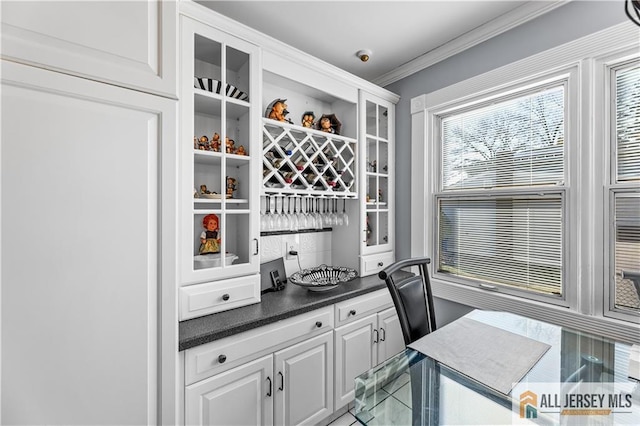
[262,119,357,196]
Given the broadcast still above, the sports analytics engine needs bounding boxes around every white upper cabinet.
[0,0,177,98]
[180,16,261,285]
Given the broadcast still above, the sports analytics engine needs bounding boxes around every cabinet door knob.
[349,309,356,316]
[373,329,379,343]
[378,262,384,267]
[380,327,386,341]
[222,294,230,301]
[315,321,322,328]
[218,354,227,364]
[278,372,284,391]
[266,376,272,397]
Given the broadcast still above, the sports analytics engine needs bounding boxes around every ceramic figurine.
[200,184,212,195]
[198,135,209,150]
[318,116,334,133]
[226,176,237,198]
[210,133,221,152]
[301,111,315,128]
[235,145,247,156]
[199,213,220,254]
[267,99,292,123]
[225,137,235,153]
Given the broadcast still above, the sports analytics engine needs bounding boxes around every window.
[436,84,566,300]
[609,61,640,315]
[411,22,639,337]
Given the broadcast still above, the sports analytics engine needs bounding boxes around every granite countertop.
[179,273,398,351]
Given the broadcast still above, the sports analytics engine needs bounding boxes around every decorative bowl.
[289,264,357,291]
[194,77,249,101]
[194,253,238,269]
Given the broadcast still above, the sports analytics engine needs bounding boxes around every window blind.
[438,84,565,296]
[614,194,640,310]
[442,86,564,190]
[615,64,640,182]
[438,196,563,295]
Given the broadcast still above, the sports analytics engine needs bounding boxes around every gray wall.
[385,0,628,320]
[387,0,627,263]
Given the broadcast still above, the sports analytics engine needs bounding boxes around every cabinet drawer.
[179,275,260,321]
[335,289,392,326]
[185,306,333,385]
[360,252,395,277]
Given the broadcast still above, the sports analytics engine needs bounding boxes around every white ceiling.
[196,0,566,86]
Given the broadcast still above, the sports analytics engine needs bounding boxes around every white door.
[1,61,177,425]
[185,355,274,426]
[333,314,378,409]
[274,332,334,426]
[377,307,406,363]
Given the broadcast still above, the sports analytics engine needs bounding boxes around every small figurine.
[366,216,372,241]
[200,184,212,195]
[301,111,315,128]
[226,176,237,198]
[235,145,247,156]
[198,135,209,150]
[210,133,221,152]
[318,116,334,133]
[225,137,235,154]
[371,160,377,172]
[378,188,383,202]
[199,214,221,255]
[267,99,292,123]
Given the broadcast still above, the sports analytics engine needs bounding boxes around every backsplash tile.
[261,232,332,278]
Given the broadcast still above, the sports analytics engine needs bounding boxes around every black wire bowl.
[289,264,358,291]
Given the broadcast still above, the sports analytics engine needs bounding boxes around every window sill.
[431,278,640,345]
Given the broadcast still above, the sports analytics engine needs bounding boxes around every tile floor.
[327,371,413,426]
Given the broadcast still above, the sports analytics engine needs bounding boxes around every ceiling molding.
[373,0,571,88]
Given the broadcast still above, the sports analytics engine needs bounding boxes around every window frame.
[599,49,640,323]
[432,76,571,305]
[410,22,640,342]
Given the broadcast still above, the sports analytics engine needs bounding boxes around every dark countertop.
[179,273,400,351]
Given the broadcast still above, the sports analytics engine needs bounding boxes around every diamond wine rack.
[262,118,357,197]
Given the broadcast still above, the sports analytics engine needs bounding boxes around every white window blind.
[611,61,640,314]
[615,64,640,182]
[437,84,565,297]
[442,86,564,190]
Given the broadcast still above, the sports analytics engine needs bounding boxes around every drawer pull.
[266,376,272,397]
[378,262,384,267]
[349,309,357,316]
[278,372,284,391]
[380,327,386,341]
[222,294,230,301]
[315,321,322,328]
[218,354,227,364]
[373,329,379,343]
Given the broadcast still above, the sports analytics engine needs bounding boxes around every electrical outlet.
[286,242,297,260]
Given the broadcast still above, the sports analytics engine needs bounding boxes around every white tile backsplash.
[261,232,332,278]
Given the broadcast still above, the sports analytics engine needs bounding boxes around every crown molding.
[373,0,571,87]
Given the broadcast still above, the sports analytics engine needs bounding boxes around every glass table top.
[354,310,640,425]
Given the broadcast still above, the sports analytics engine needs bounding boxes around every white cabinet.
[179,15,261,315]
[333,293,404,409]
[185,355,274,426]
[359,91,396,276]
[0,0,177,98]
[1,60,177,425]
[184,309,334,426]
[273,333,334,425]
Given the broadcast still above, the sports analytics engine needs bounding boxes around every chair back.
[378,257,436,345]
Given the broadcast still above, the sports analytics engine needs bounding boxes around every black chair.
[378,257,437,345]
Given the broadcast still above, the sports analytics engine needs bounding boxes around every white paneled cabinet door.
[377,307,405,362]
[185,355,274,426]
[1,61,177,425]
[0,0,177,97]
[274,332,334,426]
[333,315,377,409]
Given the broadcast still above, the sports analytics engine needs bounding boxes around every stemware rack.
[262,118,357,197]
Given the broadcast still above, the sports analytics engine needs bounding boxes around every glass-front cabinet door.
[180,17,260,285]
[360,92,394,256]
